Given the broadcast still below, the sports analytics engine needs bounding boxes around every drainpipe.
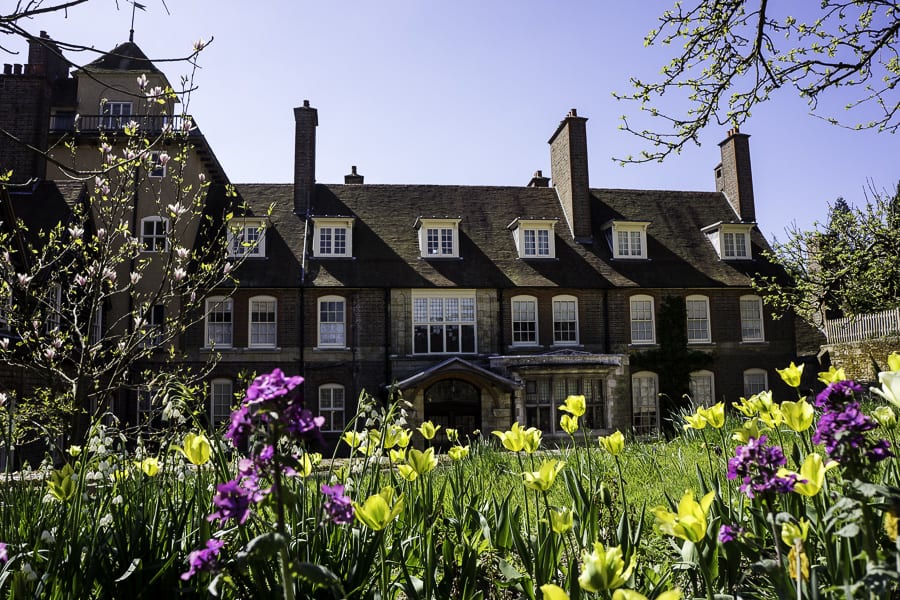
[383,287,391,389]
[497,288,505,352]
[603,288,610,353]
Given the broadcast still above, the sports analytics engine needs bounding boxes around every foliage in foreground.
[1,355,900,599]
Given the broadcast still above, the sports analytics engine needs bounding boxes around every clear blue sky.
[11,1,898,239]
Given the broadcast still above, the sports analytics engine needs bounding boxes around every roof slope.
[229,182,789,290]
[85,42,160,72]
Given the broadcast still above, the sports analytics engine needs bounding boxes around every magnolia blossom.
[175,246,190,259]
[157,152,171,166]
[193,38,207,51]
[17,273,32,287]
[168,203,187,218]
[0,339,7,350]
[130,272,142,285]
[102,267,117,283]
[198,173,206,183]
[136,73,149,89]
[100,142,112,155]
[44,348,56,360]
[173,267,187,282]
[67,226,84,239]
[74,274,88,287]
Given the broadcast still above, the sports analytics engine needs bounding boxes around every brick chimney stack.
[527,170,550,188]
[548,109,592,241]
[293,100,318,214]
[715,127,756,222]
[28,32,68,82]
[344,165,364,184]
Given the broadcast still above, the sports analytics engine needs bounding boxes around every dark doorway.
[423,379,481,443]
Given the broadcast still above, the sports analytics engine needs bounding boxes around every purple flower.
[321,484,354,525]
[284,403,325,443]
[815,380,864,410]
[0,542,7,564]
[207,479,253,525]
[718,524,743,544]
[181,538,224,580]
[245,369,303,405]
[727,436,802,499]
[224,405,252,447]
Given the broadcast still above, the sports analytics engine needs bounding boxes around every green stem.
[614,455,628,518]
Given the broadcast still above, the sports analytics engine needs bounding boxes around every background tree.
[753,181,900,328]
[616,1,899,163]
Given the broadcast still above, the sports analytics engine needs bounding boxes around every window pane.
[630,299,654,343]
[334,228,346,255]
[524,230,536,255]
[690,373,713,406]
[553,300,577,343]
[250,300,276,346]
[686,298,709,342]
[537,230,550,255]
[740,298,763,340]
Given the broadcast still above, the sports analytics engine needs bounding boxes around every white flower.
[99,513,113,528]
[40,529,55,544]
[175,246,189,259]
[22,563,37,582]
[100,143,112,155]
[102,267,117,283]
[112,495,123,505]
[67,225,84,239]
[167,202,186,218]
[872,371,900,409]
[136,74,149,89]
[44,348,56,360]
[130,272,142,285]
[17,273,32,287]
[0,338,8,350]
[173,267,187,282]
[74,274,88,287]
[157,152,170,166]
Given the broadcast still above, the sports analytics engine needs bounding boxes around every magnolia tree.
[0,60,259,455]
[615,1,899,162]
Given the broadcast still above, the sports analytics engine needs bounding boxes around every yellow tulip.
[522,459,565,492]
[781,398,814,432]
[560,414,579,435]
[297,452,313,478]
[817,365,847,385]
[493,422,527,452]
[448,445,469,461]
[389,448,407,464]
[522,427,542,454]
[540,584,570,600]
[578,542,635,592]
[353,487,404,531]
[550,507,574,535]
[417,421,440,440]
[777,362,804,388]
[701,403,725,429]
[341,430,365,449]
[732,418,763,444]
[397,464,418,481]
[732,396,759,417]
[393,427,412,449]
[559,394,586,417]
[780,518,810,546]
[173,432,211,466]
[406,447,437,476]
[598,430,625,456]
[889,352,900,372]
[652,489,715,543]
[137,457,160,477]
[784,452,836,497]
[872,406,897,427]
[682,411,707,431]
[445,427,459,443]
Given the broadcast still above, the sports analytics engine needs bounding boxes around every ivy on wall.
[631,296,713,430]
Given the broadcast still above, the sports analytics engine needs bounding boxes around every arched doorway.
[423,378,481,441]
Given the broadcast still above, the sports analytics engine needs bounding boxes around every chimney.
[716,127,756,222]
[344,165,364,184]
[293,100,318,214]
[527,170,549,188]
[548,109,592,241]
[27,31,68,82]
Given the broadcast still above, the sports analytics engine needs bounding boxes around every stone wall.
[824,338,900,382]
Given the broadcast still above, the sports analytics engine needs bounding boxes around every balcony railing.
[49,114,196,134]
[825,307,900,344]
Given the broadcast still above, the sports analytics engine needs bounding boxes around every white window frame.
[629,294,655,345]
[510,295,539,346]
[145,304,165,347]
[317,295,346,348]
[312,217,355,258]
[319,384,346,432]
[510,219,556,258]
[605,221,650,259]
[412,290,477,354]
[632,371,659,435]
[740,294,765,342]
[205,296,233,348]
[149,151,167,178]
[689,370,716,407]
[210,378,233,428]
[227,219,266,258]
[249,295,277,348]
[685,294,711,344]
[702,223,754,260]
[45,285,62,333]
[101,100,132,128]
[140,216,169,252]
[524,376,607,434]
[137,387,160,425]
[416,218,461,258]
[551,294,579,346]
[743,368,769,397]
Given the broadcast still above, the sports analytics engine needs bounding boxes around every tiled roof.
[228,182,789,290]
[85,42,160,72]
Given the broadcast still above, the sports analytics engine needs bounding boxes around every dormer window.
[416,218,460,258]
[702,222,754,260]
[312,217,355,258]
[228,218,266,257]
[509,218,557,258]
[603,221,650,259]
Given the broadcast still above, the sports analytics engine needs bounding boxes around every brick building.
[1,35,800,454]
